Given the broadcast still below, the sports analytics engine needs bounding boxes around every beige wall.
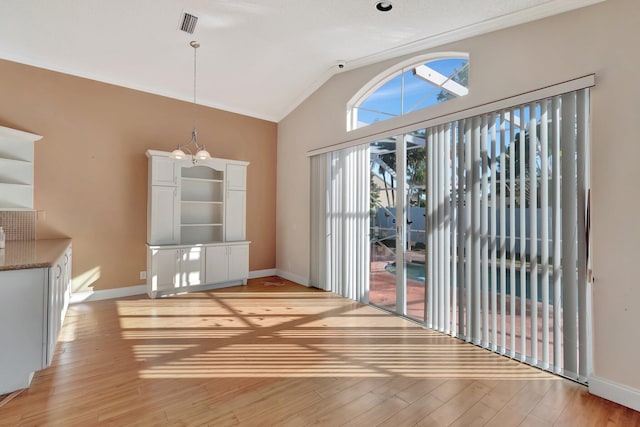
[0,59,277,292]
[278,0,640,401]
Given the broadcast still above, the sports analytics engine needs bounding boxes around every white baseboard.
[275,269,309,286]
[248,268,278,279]
[589,375,640,412]
[70,269,290,303]
[71,284,146,303]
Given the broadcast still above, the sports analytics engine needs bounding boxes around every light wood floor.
[2,277,638,426]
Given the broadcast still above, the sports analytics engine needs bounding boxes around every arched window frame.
[347,52,470,131]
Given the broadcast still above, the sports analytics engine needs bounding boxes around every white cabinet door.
[150,248,180,293]
[0,268,46,394]
[228,244,249,282]
[226,164,246,191]
[205,245,229,284]
[180,247,205,287]
[149,186,180,245]
[63,246,72,314]
[205,244,249,284]
[46,260,62,366]
[225,190,246,241]
[151,156,178,186]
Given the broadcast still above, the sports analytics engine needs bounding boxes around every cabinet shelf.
[181,165,224,181]
[0,182,34,209]
[180,239,224,245]
[181,202,223,226]
[0,158,33,185]
[0,157,32,165]
[0,181,31,187]
[0,126,41,209]
[181,200,223,204]
[180,224,223,244]
[182,177,223,183]
[181,178,223,203]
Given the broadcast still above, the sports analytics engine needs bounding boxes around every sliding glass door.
[366,89,591,382]
[369,134,427,322]
[369,137,399,313]
[314,82,592,384]
[404,134,427,321]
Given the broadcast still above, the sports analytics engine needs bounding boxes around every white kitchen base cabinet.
[0,242,72,394]
[47,245,72,367]
[147,242,249,298]
[0,268,47,394]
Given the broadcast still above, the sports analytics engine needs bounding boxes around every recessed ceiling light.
[376,1,393,12]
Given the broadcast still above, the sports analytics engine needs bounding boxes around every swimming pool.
[384,261,552,303]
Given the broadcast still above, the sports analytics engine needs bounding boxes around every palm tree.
[496,125,552,207]
[377,152,396,207]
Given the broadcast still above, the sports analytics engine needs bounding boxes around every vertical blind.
[310,145,370,302]
[310,86,591,384]
[427,89,591,382]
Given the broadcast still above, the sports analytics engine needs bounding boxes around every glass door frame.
[394,134,407,317]
[369,134,416,318]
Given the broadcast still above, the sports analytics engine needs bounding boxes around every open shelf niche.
[180,165,224,244]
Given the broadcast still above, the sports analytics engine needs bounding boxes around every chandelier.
[170,41,211,163]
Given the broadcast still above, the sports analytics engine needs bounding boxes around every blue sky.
[357,58,468,126]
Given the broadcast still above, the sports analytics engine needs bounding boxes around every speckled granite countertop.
[0,239,71,271]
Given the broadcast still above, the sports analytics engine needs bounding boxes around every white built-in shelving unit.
[0,125,42,210]
[145,150,250,298]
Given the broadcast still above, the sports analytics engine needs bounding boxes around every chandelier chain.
[192,41,198,139]
[169,40,210,164]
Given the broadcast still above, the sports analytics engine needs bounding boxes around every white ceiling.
[0,0,602,122]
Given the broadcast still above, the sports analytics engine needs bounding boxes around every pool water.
[385,262,425,281]
[384,261,554,304]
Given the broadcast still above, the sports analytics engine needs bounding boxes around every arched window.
[347,53,469,131]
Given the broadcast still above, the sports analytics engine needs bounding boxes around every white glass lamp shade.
[195,148,211,160]
[170,148,186,160]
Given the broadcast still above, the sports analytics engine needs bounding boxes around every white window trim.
[346,52,470,132]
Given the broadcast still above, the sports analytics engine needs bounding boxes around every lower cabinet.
[180,247,205,287]
[147,241,249,298]
[148,247,180,294]
[0,242,72,394]
[205,244,249,284]
[228,244,249,281]
[204,245,227,284]
[46,245,72,367]
[0,268,47,394]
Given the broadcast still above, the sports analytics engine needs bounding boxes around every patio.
[369,256,565,373]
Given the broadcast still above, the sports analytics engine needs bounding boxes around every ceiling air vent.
[179,12,198,34]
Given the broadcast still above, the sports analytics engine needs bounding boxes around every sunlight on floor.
[115,290,559,381]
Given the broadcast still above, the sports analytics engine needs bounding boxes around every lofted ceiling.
[0,0,603,122]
